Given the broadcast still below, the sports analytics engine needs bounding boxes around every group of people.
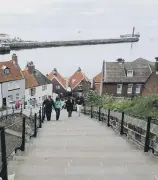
[42,94,84,121]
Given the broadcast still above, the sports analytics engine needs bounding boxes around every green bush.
[85,91,158,119]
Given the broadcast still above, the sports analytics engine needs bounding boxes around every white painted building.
[0,54,25,108]
[25,84,52,103]
[23,61,53,105]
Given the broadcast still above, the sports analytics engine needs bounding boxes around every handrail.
[0,105,42,179]
[83,105,158,156]
[0,126,8,180]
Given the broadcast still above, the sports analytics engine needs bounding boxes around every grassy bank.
[85,91,158,119]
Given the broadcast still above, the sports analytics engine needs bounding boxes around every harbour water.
[0,34,157,79]
[0,0,158,78]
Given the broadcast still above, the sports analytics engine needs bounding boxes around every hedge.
[85,90,158,119]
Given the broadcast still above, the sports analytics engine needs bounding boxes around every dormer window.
[4,67,10,75]
[127,70,133,77]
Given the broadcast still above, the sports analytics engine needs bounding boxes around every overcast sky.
[0,0,158,78]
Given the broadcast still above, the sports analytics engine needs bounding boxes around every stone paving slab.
[11,111,158,180]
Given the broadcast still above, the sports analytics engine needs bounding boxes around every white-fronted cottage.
[0,54,25,108]
[22,62,53,105]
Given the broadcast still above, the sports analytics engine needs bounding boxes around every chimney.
[27,61,35,74]
[117,58,125,65]
[100,60,105,95]
[91,79,94,89]
[77,67,81,72]
[12,53,18,65]
[53,68,57,76]
[46,74,48,77]
[155,57,158,74]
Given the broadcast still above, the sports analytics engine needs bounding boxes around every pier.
[3,37,139,50]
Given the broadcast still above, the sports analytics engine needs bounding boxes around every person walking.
[15,99,20,109]
[42,95,55,121]
[66,96,74,117]
[54,96,62,120]
[76,94,84,116]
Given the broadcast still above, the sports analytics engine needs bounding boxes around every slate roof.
[0,60,24,83]
[23,68,52,89]
[104,58,155,83]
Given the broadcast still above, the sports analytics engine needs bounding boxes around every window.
[29,88,36,96]
[136,84,141,94]
[127,84,133,94]
[13,82,20,89]
[8,95,13,102]
[16,93,20,100]
[42,85,47,91]
[117,84,122,94]
[8,82,12,90]
[56,85,60,90]
[8,81,20,90]
[4,68,10,75]
[127,70,133,77]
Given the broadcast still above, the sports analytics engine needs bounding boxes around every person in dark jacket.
[66,96,74,117]
[42,95,55,121]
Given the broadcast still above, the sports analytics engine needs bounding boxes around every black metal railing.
[0,106,43,180]
[82,105,158,155]
[0,127,8,180]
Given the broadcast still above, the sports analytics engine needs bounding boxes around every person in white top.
[76,94,84,116]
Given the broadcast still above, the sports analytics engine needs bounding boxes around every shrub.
[85,91,158,119]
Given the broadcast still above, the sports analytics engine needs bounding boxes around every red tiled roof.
[48,71,66,89]
[69,70,90,89]
[0,60,24,83]
[93,72,102,83]
[22,69,38,89]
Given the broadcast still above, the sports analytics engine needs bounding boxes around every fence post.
[39,108,42,128]
[84,105,86,115]
[20,104,22,114]
[120,112,125,135]
[15,117,26,153]
[42,106,45,123]
[30,113,37,139]
[99,107,101,121]
[107,109,111,127]
[0,127,8,180]
[144,116,151,152]
[91,105,93,118]
[30,108,32,117]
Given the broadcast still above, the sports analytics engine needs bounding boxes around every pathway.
[8,110,158,180]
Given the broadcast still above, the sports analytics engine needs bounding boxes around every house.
[93,72,102,91]
[100,57,158,97]
[47,68,67,96]
[142,57,158,96]
[0,54,25,107]
[23,61,53,104]
[69,67,91,96]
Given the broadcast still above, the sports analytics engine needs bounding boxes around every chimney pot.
[117,58,125,64]
[12,53,18,65]
[27,61,35,74]
[53,68,57,76]
[78,67,81,72]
